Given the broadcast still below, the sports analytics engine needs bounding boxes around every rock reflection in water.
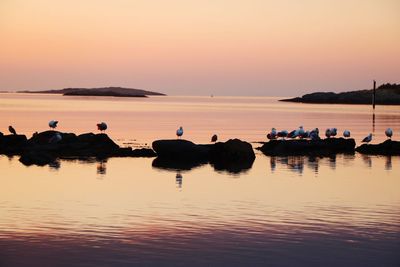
[97,160,107,176]
[268,154,360,175]
[152,157,253,174]
[48,160,61,171]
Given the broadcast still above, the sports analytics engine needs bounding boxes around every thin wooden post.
[372,80,376,109]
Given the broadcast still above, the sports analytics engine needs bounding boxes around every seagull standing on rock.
[385,128,393,139]
[362,133,372,143]
[277,130,288,139]
[49,120,58,129]
[267,128,277,140]
[309,128,320,140]
[8,126,16,135]
[97,122,107,132]
[176,126,183,139]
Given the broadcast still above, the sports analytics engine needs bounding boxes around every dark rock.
[28,131,78,146]
[152,138,255,173]
[209,139,255,173]
[152,139,211,159]
[356,140,400,155]
[0,134,28,154]
[1,130,156,166]
[257,138,356,156]
[115,147,157,157]
[129,148,157,157]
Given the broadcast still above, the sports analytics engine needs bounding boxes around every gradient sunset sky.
[1,0,399,96]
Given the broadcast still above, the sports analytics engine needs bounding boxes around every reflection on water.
[386,156,392,170]
[96,160,107,176]
[372,112,376,134]
[48,160,61,171]
[1,152,400,266]
[176,171,183,189]
[268,154,358,175]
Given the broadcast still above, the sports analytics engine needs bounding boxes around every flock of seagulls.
[266,126,394,143]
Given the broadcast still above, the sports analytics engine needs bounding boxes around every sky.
[0,0,399,96]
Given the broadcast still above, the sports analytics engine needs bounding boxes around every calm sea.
[0,94,399,267]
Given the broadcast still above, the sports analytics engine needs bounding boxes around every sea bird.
[309,128,320,140]
[330,128,337,137]
[267,128,277,140]
[8,126,16,135]
[288,126,304,139]
[176,126,183,139]
[97,122,107,132]
[385,128,393,139]
[211,134,218,142]
[298,126,305,138]
[343,130,351,138]
[288,129,297,139]
[325,128,331,138]
[49,120,58,129]
[361,133,372,143]
[277,130,288,139]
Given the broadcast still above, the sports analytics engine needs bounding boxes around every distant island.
[280,83,400,105]
[18,87,165,97]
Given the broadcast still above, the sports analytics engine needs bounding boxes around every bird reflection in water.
[96,160,107,176]
[361,155,372,168]
[48,160,61,171]
[270,157,276,172]
[269,154,347,175]
[270,156,305,175]
[385,156,392,170]
[176,171,183,189]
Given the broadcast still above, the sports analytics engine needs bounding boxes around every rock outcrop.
[152,139,255,173]
[0,131,156,166]
[356,140,400,155]
[257,138,356,156]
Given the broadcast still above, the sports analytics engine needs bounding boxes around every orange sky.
[0,0,399,96]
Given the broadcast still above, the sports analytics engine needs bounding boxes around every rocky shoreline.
[0,131,399,170]
[280,83,400,105]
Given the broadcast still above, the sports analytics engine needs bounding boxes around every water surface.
[0,94,399,266]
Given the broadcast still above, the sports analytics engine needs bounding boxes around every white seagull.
[49,120,58,129]
[385,128,393,139]
[361,133,372,143]
[176,126,183,139]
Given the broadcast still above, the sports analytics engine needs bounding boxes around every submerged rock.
[356,140,400,155]
[257,138,356,156]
